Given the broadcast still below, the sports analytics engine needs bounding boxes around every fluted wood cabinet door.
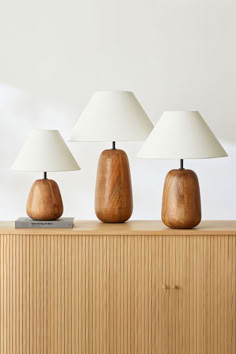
[169,235,236,354]
[175,235,236,354]
[0,222,236,354]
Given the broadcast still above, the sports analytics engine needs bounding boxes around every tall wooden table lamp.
[138,111,228,229]
[69,91,153,223]
[12,129,80,221]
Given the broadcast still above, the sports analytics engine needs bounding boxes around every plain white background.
[0,0,235,221]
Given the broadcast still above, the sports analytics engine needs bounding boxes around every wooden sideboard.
[0,220,236,354]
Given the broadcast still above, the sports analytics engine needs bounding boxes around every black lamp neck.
[180,159,184,170]
[112,141,116,149]
[44,172,47,180]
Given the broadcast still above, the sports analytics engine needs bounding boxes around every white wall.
[0,0,235,221]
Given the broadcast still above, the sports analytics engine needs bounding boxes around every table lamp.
[138,111,228,229]
[69,91,153,223]
[12,129,80,221]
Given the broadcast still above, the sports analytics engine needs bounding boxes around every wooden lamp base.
[161,168,201,229]
[26,178,63,221]
[95,147,133,223]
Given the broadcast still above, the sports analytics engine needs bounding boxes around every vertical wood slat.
[0,233,235,354]
[230,236,236,353]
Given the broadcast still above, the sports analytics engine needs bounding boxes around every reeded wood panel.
[0,233,235,354]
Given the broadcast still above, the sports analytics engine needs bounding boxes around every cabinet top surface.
[0,220,236,235]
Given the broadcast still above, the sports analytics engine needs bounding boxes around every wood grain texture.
[27,179,63,221]
[2,220,236,235]
[162,169,201,229]
[0,224,236,354]
[95,148,133,223]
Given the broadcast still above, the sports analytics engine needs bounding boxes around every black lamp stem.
[180,159,184,170]
[44,172,47,180]
[112,141,116,149]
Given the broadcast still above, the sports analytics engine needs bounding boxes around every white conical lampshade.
[69,91,153,142]
[138,111,227,159]
[12,129,81,172]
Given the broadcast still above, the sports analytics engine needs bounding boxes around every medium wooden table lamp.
[12,129,80,221]
[69,91,153,223]
[138,111,228,229]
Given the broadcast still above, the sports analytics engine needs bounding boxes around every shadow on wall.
[0,82,236,147]
[203,109,236,144]
[0,83,77,169]
[0,84,86,220]
[0,82,236,220]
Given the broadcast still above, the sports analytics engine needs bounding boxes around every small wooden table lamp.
[69,91,153,223]
[138,111,228,229]
[12,129,80,221]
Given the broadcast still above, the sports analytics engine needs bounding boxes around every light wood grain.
[162,169,201,229]
[2,220,236,235]
[95,148,133,223]
[27,179,63,221]
[0,223,236,353]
